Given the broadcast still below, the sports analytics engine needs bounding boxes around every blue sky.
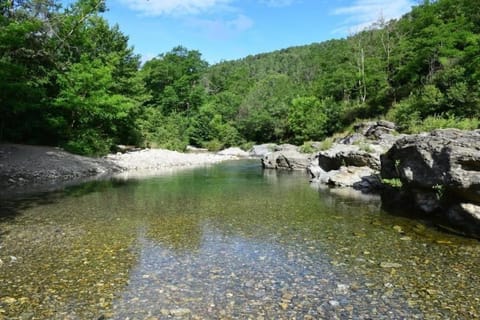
[101,0,415,64]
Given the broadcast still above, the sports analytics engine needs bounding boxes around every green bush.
[319,137,334,151]
[137,108,190,151]
[299,141,316,153]
[204,139,224,152]
[408,115,479,133]
[240,141,255,152]
[64,130,113,156]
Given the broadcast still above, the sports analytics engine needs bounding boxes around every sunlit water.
[0,160,479,319]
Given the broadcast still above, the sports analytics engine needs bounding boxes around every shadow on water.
[0,177,139,223]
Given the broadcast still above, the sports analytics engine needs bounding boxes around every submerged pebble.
[0,160,479,319]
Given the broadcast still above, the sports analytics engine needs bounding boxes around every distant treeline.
[1,0,479,155]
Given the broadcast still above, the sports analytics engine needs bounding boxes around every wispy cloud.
[259,0,296,8]
[120,0,297,17]
[119,0,234,16]
[187,14,254,40]
[332,0,414,34]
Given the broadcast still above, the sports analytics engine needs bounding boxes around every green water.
[0,160,479,319]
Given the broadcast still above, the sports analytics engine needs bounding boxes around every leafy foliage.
[1,0,479,155]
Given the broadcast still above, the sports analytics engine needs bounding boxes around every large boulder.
[381,129,480,202]
[380,129,480,238]
[317,144,384,171]
[308,121,401,193]
[318,166,379,189]
[313,121,403,173]
[262,149,311,170]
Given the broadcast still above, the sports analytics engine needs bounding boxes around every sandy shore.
[0,144,239,195]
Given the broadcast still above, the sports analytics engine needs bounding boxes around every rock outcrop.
[380,129,480,237]
[261,145,312,170]
[260,123,480,238]
[308,121,400,189]
[249,144,277,157]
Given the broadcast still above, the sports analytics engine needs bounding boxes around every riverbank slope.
[0,144,237,195]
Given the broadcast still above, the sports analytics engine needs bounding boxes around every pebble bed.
[106,149,238,171]
[0,161,479,319]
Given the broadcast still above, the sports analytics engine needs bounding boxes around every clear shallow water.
[0,160,479,319]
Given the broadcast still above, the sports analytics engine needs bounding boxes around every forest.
[1,0,479,155]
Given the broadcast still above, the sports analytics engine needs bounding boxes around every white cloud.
[260,0,295,7]
[187,14,254,40]
[120,0,234,16]
[332,0,414,34]
[229,14,255,31]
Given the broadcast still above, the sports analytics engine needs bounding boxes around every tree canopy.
[1,0,479,155]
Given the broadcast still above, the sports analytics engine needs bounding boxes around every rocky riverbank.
[0,144,240,196]
[260,122,480,239]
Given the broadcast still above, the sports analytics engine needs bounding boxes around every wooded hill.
[1,0,479,155]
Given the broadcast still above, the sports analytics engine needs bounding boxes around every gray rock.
[381,129,480,237]
[262,150,311,170]
[317,144,383,171]
[381,129,480,202]
[274,144,299,152]
[249,144,277,157]
[324,166,377,188]
[446,203,480,237]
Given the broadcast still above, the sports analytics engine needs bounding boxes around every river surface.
[0,160,479,319]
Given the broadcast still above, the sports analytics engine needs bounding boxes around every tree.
[51,54,139,155]
[141,46,208,114]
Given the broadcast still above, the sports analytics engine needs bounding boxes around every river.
[0,160,479,319]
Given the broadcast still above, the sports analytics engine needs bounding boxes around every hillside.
[1,0,479,155]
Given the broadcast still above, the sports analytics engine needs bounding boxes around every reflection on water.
[0,160,479,319]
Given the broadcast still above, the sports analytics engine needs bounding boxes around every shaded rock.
[354,120,397,139]
[381,129,480,202]
[274,144,299,152]
[339,121,398,144]
[445,203,480,237]
[262,150,311,170]
[380,129,480,237]
[414,191,442,214]
[317,144,383,171]
[217,147,250,157]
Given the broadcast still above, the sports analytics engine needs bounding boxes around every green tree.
[51,54,139,155]
[141,46,208,114]
[237,74,295,143]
